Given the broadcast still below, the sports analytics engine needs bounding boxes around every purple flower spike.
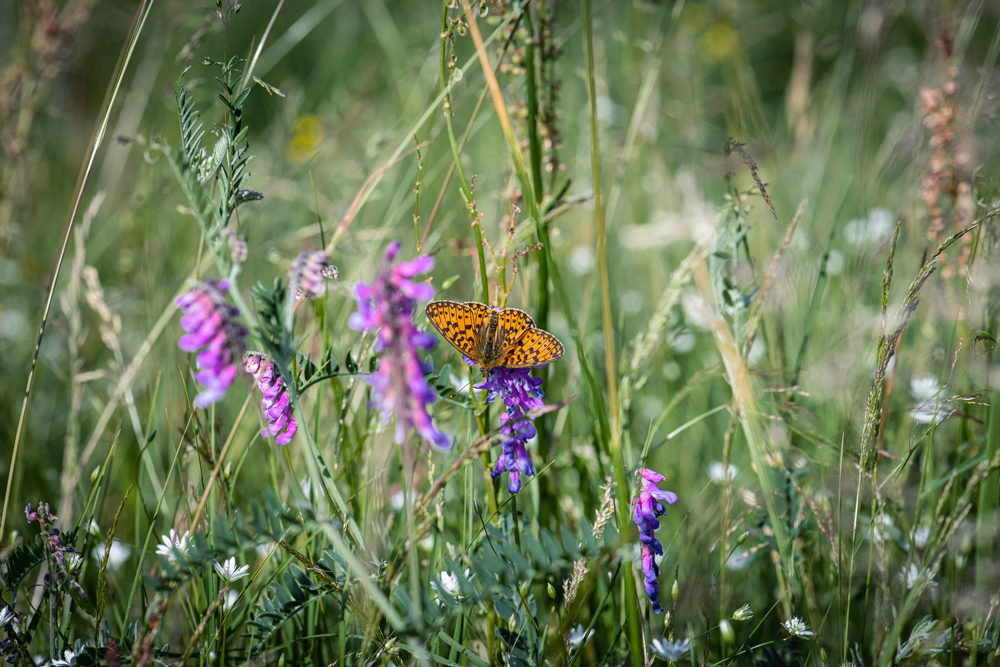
[350,242,451,451]
[244,353,298,446]
[631,467,678,614]
[176,279,247,407]
[478,367,546,494]
[291,250,339,300]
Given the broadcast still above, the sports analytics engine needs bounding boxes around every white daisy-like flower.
[782,616,815,638]
[214,557,250,583]
[708,462,738,483]
[0,606,15,628]
[650,637,691,660]
[223,589,239,612]
[430,569,471,604]
[910,376,952,424]
[91,541,132,571]
[565,624,594,649]
[155,529,191,563]
[844,207,895,246]
[731,603,753,621]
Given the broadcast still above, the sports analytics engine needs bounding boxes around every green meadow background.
[2,0,1000,665]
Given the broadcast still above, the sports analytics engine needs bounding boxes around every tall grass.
[1,1,999,666]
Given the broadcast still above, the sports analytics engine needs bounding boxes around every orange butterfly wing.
[494,308,535,358]
[425,300,490,364]
[501,327,565,368]
[426,301,564,369]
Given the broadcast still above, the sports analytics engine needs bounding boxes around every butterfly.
[425,300,564,375]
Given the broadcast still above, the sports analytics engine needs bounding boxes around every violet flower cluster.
[176,279,247,407]
[632,468,678,614]
[349,241,450,450]
[290,250,339,300]
[243,352,298,446]
[24,503,87,608]
[476,366,546,494]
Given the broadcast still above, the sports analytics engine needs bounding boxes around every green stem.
[582,0,642,664]
[440,0,490,305]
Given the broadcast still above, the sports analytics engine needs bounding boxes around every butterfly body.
[425,300,564,374]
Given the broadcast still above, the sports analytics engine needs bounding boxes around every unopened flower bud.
[91,466,101,483]
[519,581,529,598]
[548,582,556,599]
[719,619,735,645]
[731,603,753,621]
[736,531,749,546]
[508,613,517,631]
[671,579,679,600]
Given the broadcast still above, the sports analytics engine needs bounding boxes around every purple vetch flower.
[290,250,339,300]
[349,241,451,450]
[175,279,247,407]
[632,467,678,614]
[24,503,88,608]
[476,366,546,494]
[244,352,298,446]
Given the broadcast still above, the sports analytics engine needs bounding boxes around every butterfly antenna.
[452,367,487,398]
[450,377,473,399]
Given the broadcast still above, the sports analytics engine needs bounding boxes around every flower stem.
[582,0,643,663]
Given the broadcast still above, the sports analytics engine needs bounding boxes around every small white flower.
[862,514,893,544]
[86,520,100,537]
[92,541,132,570]
[708,462,739,483]
[64,552,83,574]
[255,541,277,559]
[565,624,594,649]
[725,548,753,571]
[782,616,815,638]
[389,488,417,512]
[155,529,191,563]
[899,563,920,589]
[650,637,691,660]
[681,291,712,330]
[910,376,952,424]
[223,589,239,612]
[844,207,895,245]
[214,557,250,583]
[438,571,460,596]
[51,649,77,666]
[0,606,15,628]
[731,603,753,621]
[430,569,471,604]
[912,525,930,549]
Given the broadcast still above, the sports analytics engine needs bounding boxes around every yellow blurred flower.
[699,23,737,62]
[286,114,324,163]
